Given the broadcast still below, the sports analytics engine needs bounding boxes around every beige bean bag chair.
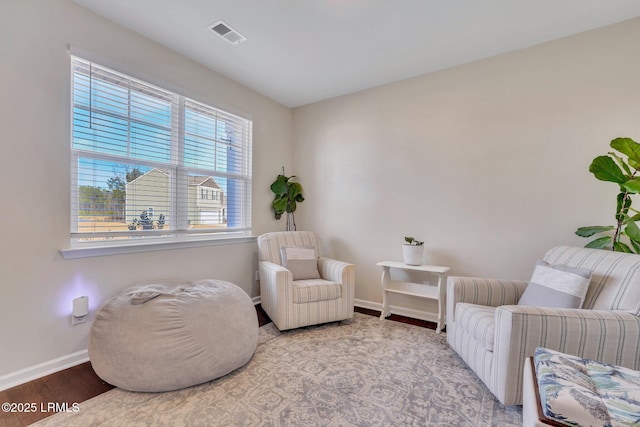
[89,279,258,392]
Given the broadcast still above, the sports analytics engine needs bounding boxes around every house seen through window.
[70,57,252,245]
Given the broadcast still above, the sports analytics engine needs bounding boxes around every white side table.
[376,261,450,333]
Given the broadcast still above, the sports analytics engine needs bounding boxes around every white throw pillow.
[280,246,320,280]
[518,261,592,309]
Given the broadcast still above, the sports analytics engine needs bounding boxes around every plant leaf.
[622,177,640,194]
[585,236,613,249]
[608,151,632,175]
[270,175,289,195]
[624,221,640,242]
[611,137,640,165]
[272,195,287,217]
[628,213,640,222]
[288,182,303,199]
[614,241,633,253]
[616,193,632,221]
[631,239,640,254]
[589,156,627,184]
[575,226,614,237]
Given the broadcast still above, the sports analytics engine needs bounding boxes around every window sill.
[60,236,256,259]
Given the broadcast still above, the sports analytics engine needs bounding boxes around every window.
[70,57,252,246]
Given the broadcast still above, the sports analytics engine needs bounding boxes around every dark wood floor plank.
[0,361,115,426]
[354,306,441,330]
[256,304,271,327]
[43,362,114,402]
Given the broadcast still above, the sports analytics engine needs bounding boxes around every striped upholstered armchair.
[447,246,640,406]
[257,231,355,331]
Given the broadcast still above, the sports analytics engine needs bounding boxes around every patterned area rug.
[35,313,522,426]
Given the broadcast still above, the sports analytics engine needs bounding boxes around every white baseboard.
[0,350,89,392]
[353,298,380,311]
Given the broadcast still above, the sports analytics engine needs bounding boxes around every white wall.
[292,18,640,307]
[0,0,292,384]
[3,1,640,387]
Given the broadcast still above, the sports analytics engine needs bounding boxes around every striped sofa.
[446,246,640,406]
[257,231,355,331]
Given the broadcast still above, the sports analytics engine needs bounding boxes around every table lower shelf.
[384,281,439,300]
[381,281,445,332]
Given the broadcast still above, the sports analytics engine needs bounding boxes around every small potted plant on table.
[403,236,424,265]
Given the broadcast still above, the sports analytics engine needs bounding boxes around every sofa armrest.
[318,257,355,286]
[258,261,292,317]
[493,306,640,405]
[259,260,291,280]
[447,276,528,307]
[259,261,292,289]
[446,276,527,327]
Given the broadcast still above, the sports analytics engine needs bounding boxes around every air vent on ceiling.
[208,20,246,45]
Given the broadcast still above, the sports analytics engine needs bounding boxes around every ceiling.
[73,0,640,108]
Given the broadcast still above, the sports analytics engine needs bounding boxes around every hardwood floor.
[0,305,436,426]
[0,363,114,427]
[355,306,442,331]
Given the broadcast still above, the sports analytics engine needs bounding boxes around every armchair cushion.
[293,279,341,303]
[280,246,320,280]
[518,261,592,309]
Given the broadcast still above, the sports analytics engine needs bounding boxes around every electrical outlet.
[71,296,89,325]
[255,270,260,281]
[71,314,88,325]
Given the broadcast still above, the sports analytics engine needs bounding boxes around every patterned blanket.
[534,347,640,426]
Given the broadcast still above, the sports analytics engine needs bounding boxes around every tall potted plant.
[576,137,640,253]
[270,168,305,231]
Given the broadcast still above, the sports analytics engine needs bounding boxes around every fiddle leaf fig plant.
[270,167,305,231]
[576,137,640,253]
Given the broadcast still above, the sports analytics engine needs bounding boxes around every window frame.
[66,56,253,255]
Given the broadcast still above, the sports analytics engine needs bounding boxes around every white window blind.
[70,56,252,245]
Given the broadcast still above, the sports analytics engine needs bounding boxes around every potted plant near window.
[270,167,305,231]
[403,236,424,265]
